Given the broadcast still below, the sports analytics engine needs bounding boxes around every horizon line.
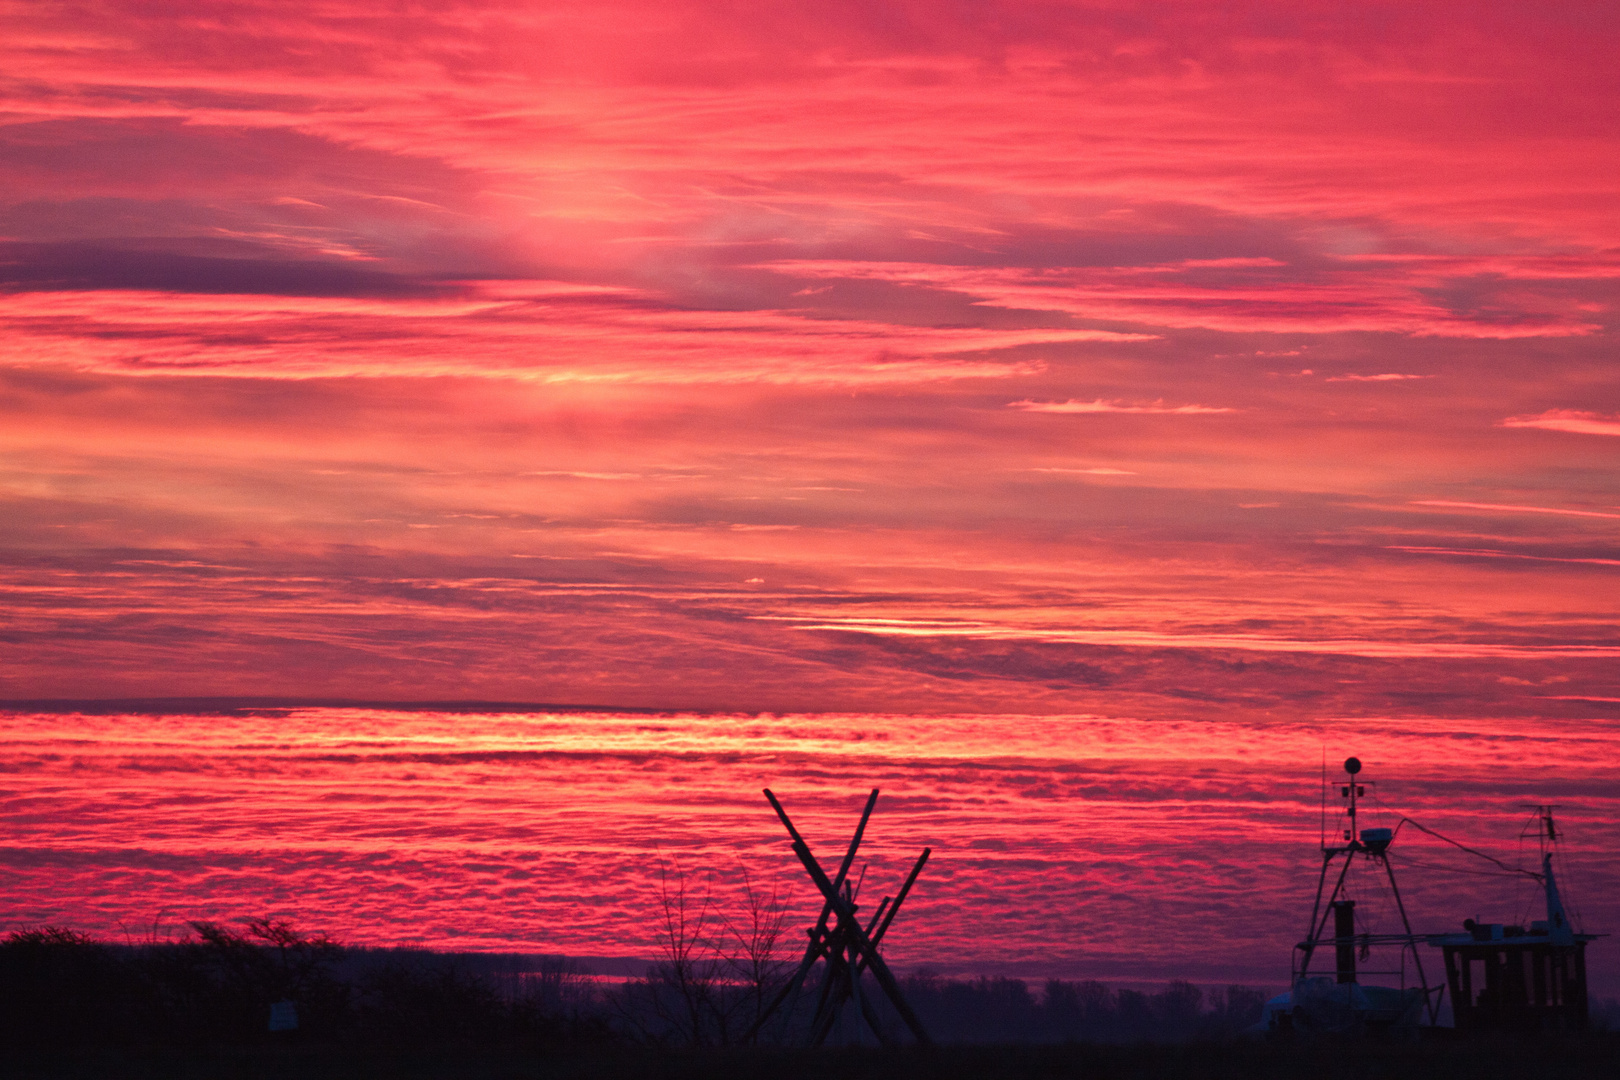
[0,697,699,715]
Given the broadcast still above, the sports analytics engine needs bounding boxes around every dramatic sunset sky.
[3,0,1618,712]
[1,2,1616,992]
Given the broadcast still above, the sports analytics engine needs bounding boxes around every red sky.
[2,1,1619,718]
[5,707,1617,995]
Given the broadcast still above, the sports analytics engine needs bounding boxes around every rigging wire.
[1514,813,1536,927]
[1538,809,1589,934]
[1385,853,1529,880]
[1320,743,1326,852]
[1371,790,1590,934]
[1390,817,1541,880]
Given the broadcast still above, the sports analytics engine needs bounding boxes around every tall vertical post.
[1332,900,1357,984]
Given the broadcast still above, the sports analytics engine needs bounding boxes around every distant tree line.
[905,975,1268,1044]
[0,918,1278,1053]
[12,918,1613,1056]
[610,862,1272,1046]
[0,921,608,1055]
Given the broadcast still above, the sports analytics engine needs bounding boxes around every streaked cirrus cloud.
[0,0,1616,725]
[1502,410,1620,437]
[1009,399,1233,415]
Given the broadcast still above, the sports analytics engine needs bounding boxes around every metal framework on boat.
[1293,757,1442,1027]
[1427,807,1598,1033]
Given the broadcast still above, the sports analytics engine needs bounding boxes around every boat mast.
[1295,756,1440,1025]
[1535,806,1576,947]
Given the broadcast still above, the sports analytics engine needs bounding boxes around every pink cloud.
[1410,500,1620,520]
[3,706,1616,988]
[1502,410,1620,437]
[1010,399,1232,414]
[0,10,1614,732]
[1027,467,1138,476]
[768,613,1620,660]
[763,258,1613,339]
[1386,545,1620,568]
[0,284,1151,385]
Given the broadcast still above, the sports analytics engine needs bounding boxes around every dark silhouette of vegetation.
[606,857,1268,1047]
[0,917,1268,1053]
[896,975,1266,1043]
[4,918,1615,1076]
[0,921,610,1056]
[8,1034,1620,1080]
[610,862,792,1046]
[174,918,347,1040]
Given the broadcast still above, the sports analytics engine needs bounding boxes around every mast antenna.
[1294,755,1441,1027]
[1320,744,1327,851]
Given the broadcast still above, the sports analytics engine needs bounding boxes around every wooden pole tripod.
[743,787,932,1046]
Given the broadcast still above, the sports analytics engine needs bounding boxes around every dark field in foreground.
[11,1039,1620,1080]
[8,924,1618,1080]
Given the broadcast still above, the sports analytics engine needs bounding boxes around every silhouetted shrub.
[0,920,608,1055]
[0,927,135,1051]
[610,863,793,1047]
[353,956,504,1042]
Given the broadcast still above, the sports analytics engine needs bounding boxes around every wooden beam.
[758,787,933,1046]
[873,848,930,947]
[773,814,931,1044]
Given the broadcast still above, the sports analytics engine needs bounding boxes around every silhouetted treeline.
[7,922,1615,1056]
[1,921,1270,1052]
[616,965,1270,1046]
[0,923,609,1055]
[901,974,1268,1043]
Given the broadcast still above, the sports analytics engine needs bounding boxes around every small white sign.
[268,1000,299,1032]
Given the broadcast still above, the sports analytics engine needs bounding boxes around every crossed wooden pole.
[744,787,932,1046]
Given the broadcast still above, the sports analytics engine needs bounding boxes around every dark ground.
[7,926,1617,1078]
[9,1038,1620,1080]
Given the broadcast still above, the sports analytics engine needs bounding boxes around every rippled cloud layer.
[1,708,1615,995]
